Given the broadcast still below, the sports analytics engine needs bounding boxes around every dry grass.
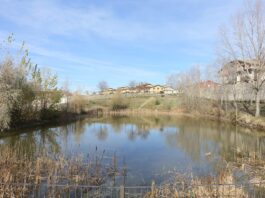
[229,149,265,188]
[144,168,248,198]
[143,153,265,198]
[111,94,130,111]
[0,146,124,197]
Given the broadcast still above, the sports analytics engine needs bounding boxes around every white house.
[59,96,68,104]
[164,86,177,95]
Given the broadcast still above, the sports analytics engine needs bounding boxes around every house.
[116,86,131,94]
[59,91,73,104]
[164,86,178,95]
[218,60,265,101]
[135,83,153,93]
[129,87,138,94]
[59,96,68,104]
[196,80,219,90]
[194,80,220,99]
[149,85,165,94]
[219,60,260,84]
[98,83,179,96]
[102,88,115,95]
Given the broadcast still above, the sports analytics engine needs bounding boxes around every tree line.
[0,35,62,131]
[167,0,265,118]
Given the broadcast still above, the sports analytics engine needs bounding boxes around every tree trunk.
[255,91,260,117]
[234,101,238,121]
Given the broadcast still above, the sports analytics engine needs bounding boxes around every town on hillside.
[99,83,179,95]
[95,81,220,98]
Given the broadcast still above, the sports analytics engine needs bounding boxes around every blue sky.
[0,0,245,91]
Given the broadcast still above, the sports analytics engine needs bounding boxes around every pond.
[1,115,265,186]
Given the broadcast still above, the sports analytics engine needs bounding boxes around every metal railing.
[1,182,265,198]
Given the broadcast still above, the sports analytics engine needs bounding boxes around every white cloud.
[0,0,240,42]
[0,0,247,90]
[0,0,152,41]
[27,43,159,77]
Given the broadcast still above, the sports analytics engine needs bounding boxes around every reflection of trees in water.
[97,115,265,163]
[0,127,62,158]
[38,128,61,153]
[122,124,150,140]
[96,126,108,141]
[139,129,150,139]
[111,123,123,134]
[165,127,202,162]
[162,119,265,162]
[98,116,153,140]
[1,115,264,165]
[53,118,89,145]
[127,125,137,141]
[59,124,72,150]
[72,119,87,144]
[108,116,126,133]
[0,132,38,158]
[0,118,91,157]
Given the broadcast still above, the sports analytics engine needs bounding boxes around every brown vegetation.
[0,36,97,132]
[0,145,125,197]
[111,94,130,111]
[144,168,247,197]
[0,36,63,131]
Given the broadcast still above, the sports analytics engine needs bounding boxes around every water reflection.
[94,115,265,161]
[0,115,265,185]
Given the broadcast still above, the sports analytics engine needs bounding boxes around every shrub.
[111,94,129,111]
[0,36,62,131]
[155,99,160,105]
[69,94,88,114]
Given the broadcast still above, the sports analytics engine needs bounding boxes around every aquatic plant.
[0,145,126,197]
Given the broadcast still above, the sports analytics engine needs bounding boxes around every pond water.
[1,115,265,186]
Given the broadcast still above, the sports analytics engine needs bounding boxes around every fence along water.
[1,181,265,198]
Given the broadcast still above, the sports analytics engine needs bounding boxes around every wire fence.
[1,182,265,198]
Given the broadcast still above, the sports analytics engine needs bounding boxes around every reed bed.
[0,143,264,197]
[144,168,249,198]
[0,146,125,197]
[229,150,265,188]
[143,154,265,198]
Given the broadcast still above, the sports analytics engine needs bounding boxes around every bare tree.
[0,58,17,130]
[218,0,265,117]
[97,81,108,92]
[69,91,87,114]
[0,36,38,130]
[62,79,71,111]
[128,80,136,88]
[0,35,63,131]
[33,67,59,111]
[167,65,201,111]
[167,65,201,91]
[166,73,180,90]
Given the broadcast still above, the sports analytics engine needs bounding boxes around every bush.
[69,94,88,114]
[0,36,62,131]
[155,99,160,105]
[111,94,129,111]
[40,108,60,120]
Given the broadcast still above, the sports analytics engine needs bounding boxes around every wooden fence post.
[151,180,156,198]
[120,185,125,198]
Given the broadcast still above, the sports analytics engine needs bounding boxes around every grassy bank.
[105,109,265,131]
[4,93,265,133]
[86,94,265,131]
